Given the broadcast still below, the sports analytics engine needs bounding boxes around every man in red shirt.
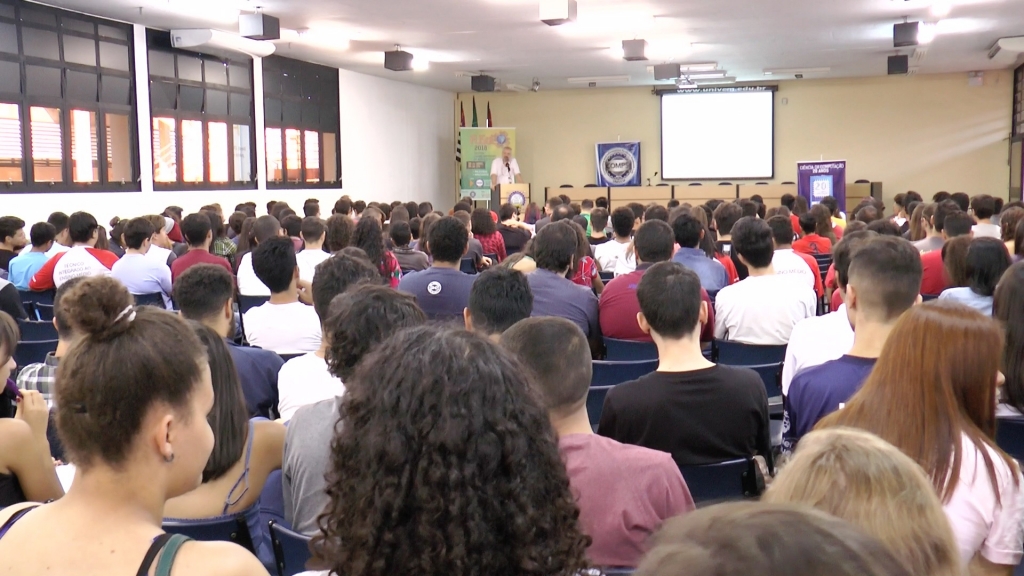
[792,213,833,256]
[919,211,975,296]
[600,220,714,343]
[170,212,233,282]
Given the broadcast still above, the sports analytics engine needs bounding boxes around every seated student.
[712,201,746,281]
[398,216,477,319]
[174,265,283,419]
[30,212,118,291]
[601,220,715,343]
[303,325,589,575]
[243,237,321,354]
[921,210,975,296]
[142,215,180,267]
[819,302,1024,574]
[208,211,237,264]
[598,262,772,471]
[110,217,173,309]
[17,277,84,404]
[170,213,233,282]
[792,212,833,256]
[767,215,823,297]
[351,215,403,287]
[40,212,71,259]
[971,194,1000,238]
[594,207,636,276]
[283,286,425,536]
[0,276,266,575]
[237,215,283,296]
[164,323,285,567]
[390,221,429,273]
[0,312,63,507]
[281,214,304,253]
[765,428,961,576]
[295,217,330,283]
[671,212,729,292]
[502,317,694,567]
[528,221,600,345]
[714,217,816,345]
[783,237,922,453]
[497,203,532,254]
[464,267,533,342]
[587,207,611,246]
[939,237,1010,316]
[0,275,26,321]
[8,222,54,290]
[471,207,507,263]
[782,231,874,395]
[636,503,914,576]
[0,216,26,271]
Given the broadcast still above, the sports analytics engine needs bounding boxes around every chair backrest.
[603,337,658,361]
[14,339,58,368]
[719,182,733,186]
[922,293,940,301]
[586,385,614,431]
[17,319,58,341]
[484,253,498,263]
[598,271,614,282]
[132,292,165,307]
[591,359,659,387]
[854,179,870,184]
[997,416,1024,461]
[33,303,54,321]
[688,182,703,186]
[782,181,796,185]
[163,514,255,553]
[713,340,787,365]
[812,254,832,278]
[269,520,313,576]
[559,184,573,188]
[459,257,477,275]
[259,469,286,529]
[18,289,54,306]
[238,294,270,314]
[744,362,784,399]
[679,458,753,504]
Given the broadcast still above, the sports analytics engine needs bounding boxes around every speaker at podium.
[492,183,531,210]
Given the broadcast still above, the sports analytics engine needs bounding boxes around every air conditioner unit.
[540,0,577,26]
[622,39,648,61]
[170,29,276,57]
[988,37,1024,61]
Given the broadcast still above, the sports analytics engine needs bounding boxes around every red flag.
[486,102,493,128]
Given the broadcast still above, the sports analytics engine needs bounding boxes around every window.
[146,29,255,189]
[262,55,340,188]
[0,0,137,191]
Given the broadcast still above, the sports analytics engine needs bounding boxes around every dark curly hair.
[311,325,591,576]
[350,216,388,280]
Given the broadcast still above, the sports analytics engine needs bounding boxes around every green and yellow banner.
[459,127,516,200]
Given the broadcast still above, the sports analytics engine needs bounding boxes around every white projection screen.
[661,90,774,180]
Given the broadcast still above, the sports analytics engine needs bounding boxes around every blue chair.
[34,303,54,321]
[587,385,614,431]
[269,520,312,576]
[997,416,1024,461]
[260,470,287,546]
[812,254,832,279]
[591,359,658,387]
[484,252,498,264]
[21,301,34,318]
[14,339,57,368]
[599,271,615,282]
[922,294,940,301]
[18,289,54,306]
[17,319,57,341]
[745,362,784,418]
[133,292,165,307]
[459,257,477,274]
[603,337,658,361]
[239,295,270,314]
[163,514,255,553]
[713,340,786,366]
[679,458,756,505]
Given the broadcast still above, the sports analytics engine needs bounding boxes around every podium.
[492,183,531,209]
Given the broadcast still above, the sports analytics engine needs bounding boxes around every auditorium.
[0,0,1023,574]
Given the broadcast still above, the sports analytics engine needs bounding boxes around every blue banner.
[797,160,847,210]
[596,142,642,187]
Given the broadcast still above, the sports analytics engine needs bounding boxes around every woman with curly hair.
[349,216,401,288]
[308,325,591,576]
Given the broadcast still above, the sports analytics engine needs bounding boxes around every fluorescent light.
[681,71,727,79]
[763,67,831,76]
[693,77,737,85]
[679,62,718,71]
[170,29,275,57]
[567,75,631,84]
[412,58,430,71]
[918,23,938,44]
[931,1,953,18]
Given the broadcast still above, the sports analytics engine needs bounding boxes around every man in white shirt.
[715,217,816,345]
[142,215,178,268]
[110,217,173,309]
[242,236,321,355]
[295,217,329,283]
[594,207,638,276]
[971,194,1001,239]
[237,215,284,296]
[766,215,817,293]
[43,212,71,258]
[490,146,521,189]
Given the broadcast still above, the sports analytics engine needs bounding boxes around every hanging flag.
[456,101,465,163]
[471,96,479,128]
[486,102,493,128]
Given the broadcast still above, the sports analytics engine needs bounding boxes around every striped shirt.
[16,352,59,405]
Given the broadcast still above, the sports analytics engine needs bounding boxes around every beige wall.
[457,71,1013,206]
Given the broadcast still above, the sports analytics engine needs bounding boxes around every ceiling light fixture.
[567,75,630,84]
[763,67,831,76]
[540,0,577,26]
[681,71,727,79]
[693,77,737,85]
[170,29,275,57]
[930,1,952,18]
[917,22,938,44]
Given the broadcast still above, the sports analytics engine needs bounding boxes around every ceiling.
[40,0,1024,92]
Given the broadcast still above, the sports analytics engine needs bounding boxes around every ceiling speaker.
[893,22,919,48]
[888,55,909,75]
[472,75,496,92]
[384,50,414,72]
[238,13,280,41]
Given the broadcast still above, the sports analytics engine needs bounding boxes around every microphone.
[647,171,659,186]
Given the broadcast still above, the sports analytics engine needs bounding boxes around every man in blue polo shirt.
[398,216,477,320]
[671,212,728,293]
[527,221,600,353]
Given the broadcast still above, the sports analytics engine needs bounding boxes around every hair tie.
[114,305,136,324]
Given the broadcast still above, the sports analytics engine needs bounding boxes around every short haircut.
[595,197,608,209]
[47,211,69,234]
[672,213,704,249]
[29,222,55,247]
[634,220,674,263]
[53,276,85,339]
[501,317,591,413]
[353,200,366,213]
[943,212,974,238]
[453,201,473,214]
[767,215,795,246]
[848,237,922,321]
[123,217,155,250]
[280,214,302,238]
[417,202,433,218]
[429,216,470,264]
[324,285,426,380]
[498,203,516,221]
[251,236,296,294]
[468,268,533,336]
[325,214,354,252]
[713,202,743,235]
[390,206,410,224]
[409,216,421,239]
[0,216,24,243]
[471,208,496,235]
[533,221,577,272]
[627,202,645,221]
[311,252,382,322]
[610,207,635,238]
[253,215,282,244]
[644,205,669,223]
[932,200,960,233]
[547,196,563,209]
[390,220,412,247]
[551,205,572,222]
[68,211,98,244]
[738,200,758,219]
[300,216,326,243]
[855,206,879,224]
[581,199,594,210]
[637,261,703,338]
[453,211,471,228]
[666,199,680,209]
[334,197,352,215]
[966,238,1011,297]
[590,207,609,231]
[780,194,796,210]
[181,213,212,247]
[798,212,817,234]
[303,201,320,217]
[820,196,839,216]
[950,192,970,212]
[731,217,774,269]
[228,211,247,235]
[833,230,877,289]
[865,220,902,237]
[174,264,235,321]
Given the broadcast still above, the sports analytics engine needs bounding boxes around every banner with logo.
[797,160,846,209]
[596,142,642,187]
[459,127,516,200]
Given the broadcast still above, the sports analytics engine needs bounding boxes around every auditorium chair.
[656,183,669,186]
[33,303,54,321]
[598,271,615,283]
[688,182,702,186]
[484,253,498,264]
[812,254,832,280]
[260,470,286,530]
[18,289,54,307]
[163,514,256,554]
[719,182,733,186]
[559,184,574,188]
[854,179,870,184]
[591,359,658,387]
[269,520,312,576]
[239,294,270,314]
[132,292,165,307]
[922,294,940,301]
[678,458,758,505]
[459,257,477,274]
[712,340,786,366]
[14,339,57,369]
[603,337,658,361]
[997,416,1024,461]
[584,184,599,187]
[17,319,57,341]
[782,181,795,185]
[587,385,614,431]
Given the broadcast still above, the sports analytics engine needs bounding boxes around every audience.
[0,216,26,271]
[243,237,321,354]
[389,221,429,272]
[350,216,402,288]
[938,237,1010,315]
[110,217,173,309]
[471,207,507,263]
[819,302,1024,573]
[528,221,600,348]
[324,213,353,253]
[143,214,180,266]
[497,203,532,254]
[914,199,959,254]
[587,207,610,246]
[594,207,637,276]
[715,217,816,345]
[294,217,330,283]
[767,215,823,297]
[784,237,922,452]
[996,262,1024,416]
[921,210,975,296]
[398,216,476,319]
[503,317,694,567]
[209,211,237,264]
[464,267,532,341]
[30,212,118,290]
[670,212,729,292]
[169,212,232,282]
[599,262,772,474]
[793,212,833,255]
[237,215,283,296]
[8,222,55,290]
[712,201,746,280]
[1000,206,1024,256]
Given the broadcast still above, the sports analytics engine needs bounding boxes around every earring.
[164,452,175,463]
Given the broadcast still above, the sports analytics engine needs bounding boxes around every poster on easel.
[797,160,846,208]
[459,128,516,201]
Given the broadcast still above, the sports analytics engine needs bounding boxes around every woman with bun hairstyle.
[0,276,267,575]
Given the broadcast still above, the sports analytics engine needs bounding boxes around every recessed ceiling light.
[918,22,938,44]
[931,1,952,18]
[412,58,430,71]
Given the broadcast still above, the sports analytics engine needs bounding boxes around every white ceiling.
[40,0,1024,92]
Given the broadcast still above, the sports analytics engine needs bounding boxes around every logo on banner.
[811,175,833,201]
[508,191,526,207]
[599,147,638,186]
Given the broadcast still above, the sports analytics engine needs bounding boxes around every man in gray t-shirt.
[282,397,339,535]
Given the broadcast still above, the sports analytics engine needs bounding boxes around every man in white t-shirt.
[237,215,285,296]
[766,215,818,294]
[490,146,521,188]
[714,217,816,345]
[295,217,329,284]
[242,236,321,355]
[594,207,638,276]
